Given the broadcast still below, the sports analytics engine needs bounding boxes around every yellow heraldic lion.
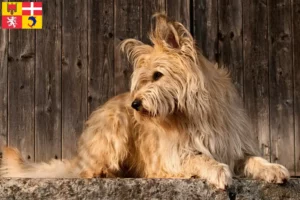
[0,13,289,189]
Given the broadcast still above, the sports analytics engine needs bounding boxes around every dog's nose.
[131,99,142,111]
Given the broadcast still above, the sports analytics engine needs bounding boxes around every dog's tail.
[0,147,79,178]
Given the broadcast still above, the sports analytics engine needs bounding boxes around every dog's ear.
[150,13,180,48]
[120,39,152,67]
[150,13,194,51]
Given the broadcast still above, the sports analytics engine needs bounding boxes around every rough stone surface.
[0,178,299,200]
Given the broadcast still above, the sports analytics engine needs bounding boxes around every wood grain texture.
[166,0,190,30]
[35,0,62,162]
[218,0,244,97]
[193,0,218,62]
[293,0,300,176]
[8,20,35,161]
[114,0,141,95]
[87,0,114,114]
[141,0,166,44]
[243,0,270,161]
[0,7,8,155]
[62,0,88,159]
[269,0,294,174]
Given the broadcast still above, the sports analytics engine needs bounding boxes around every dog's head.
[121,13,206,118]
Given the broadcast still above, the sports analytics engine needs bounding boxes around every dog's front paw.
[258,163,290,184]
[207,163,232,190]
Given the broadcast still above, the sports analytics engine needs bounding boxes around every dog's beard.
[136,86,177,118]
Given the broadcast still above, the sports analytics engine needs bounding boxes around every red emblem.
[7,3,17,15]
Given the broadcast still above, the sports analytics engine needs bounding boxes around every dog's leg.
[183,154,232,189]
[243,156,290,183]
[75,108,131,178]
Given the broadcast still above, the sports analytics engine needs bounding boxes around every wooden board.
[0,7,8,155]
[269,0,294,174]
[8,3,35,161]
[141,0,166,44]
[87,0,114,114]
[243,0,270,161]
[35,0,62,162]
[62,0,88,159]
[293,0,300,176]
[218,0,243,97]
[114,0,141,95]
[166,0,190,30]
[193,0,218,62]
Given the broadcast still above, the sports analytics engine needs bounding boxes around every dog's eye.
[153,71,163,81]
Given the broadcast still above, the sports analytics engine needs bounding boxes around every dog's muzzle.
[131,99,142,111]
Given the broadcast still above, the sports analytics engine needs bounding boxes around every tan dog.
[0,13,289,189]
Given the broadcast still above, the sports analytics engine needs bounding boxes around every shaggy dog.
[0,13,289,189]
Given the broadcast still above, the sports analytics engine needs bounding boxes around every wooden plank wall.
[243,0,270,161]
[61,0,88,159]
[294,0,300,176]
[8,0,35,162]
[269,0,294,175]
[0,1,8,160]
[35,0,62,162]
[0,0,299,175]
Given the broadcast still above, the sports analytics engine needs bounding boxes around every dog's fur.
[0,13,289,189]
